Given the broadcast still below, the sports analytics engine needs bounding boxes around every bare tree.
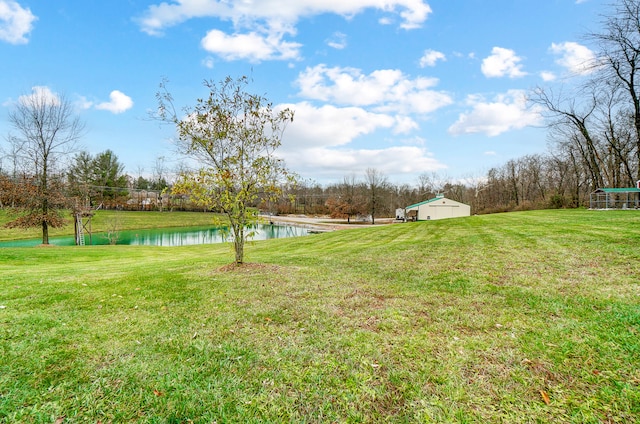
[416,172,438,199]
[2,135,28,178]
[151,155,169,190]
[326,174,367,224]
[531,86,606,190]
[364,167,388,224]
[4,87,84,244]
[590,0,640,179]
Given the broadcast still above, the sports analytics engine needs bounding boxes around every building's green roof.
[406,198,438,209]
[406,195,460,209]
[593,187,640,193]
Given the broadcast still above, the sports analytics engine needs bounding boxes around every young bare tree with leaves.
[157,76,294,265]
[4,87,83,244]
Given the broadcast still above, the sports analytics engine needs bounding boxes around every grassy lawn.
[0,210,224,242]
[0,209,638,423]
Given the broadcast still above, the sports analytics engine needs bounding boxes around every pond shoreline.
[264,214,395,232]
[0,223,310,248]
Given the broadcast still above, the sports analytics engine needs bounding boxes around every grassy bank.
[1,209,639,422]
[0,210,224,242]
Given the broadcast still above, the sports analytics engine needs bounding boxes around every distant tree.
[326,175,367,223]
[150,176,169,191]
[389,182,416,213]
[416,172,444,200]
[92,149,128,201]
[4,87,83,244]
[0,139,27,208]
[134,175,150,190]
[67,150,94,205]
[151,156,169,191]
[157,76,295,264]
[288,178,328,215]
[0,174,27,208]
[68,149,128,206]
[2,135,27,177]
[364,167,388,224]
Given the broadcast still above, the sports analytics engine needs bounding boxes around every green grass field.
[1,209,639,423]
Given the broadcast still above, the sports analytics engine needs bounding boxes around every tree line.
[1,147,171,209]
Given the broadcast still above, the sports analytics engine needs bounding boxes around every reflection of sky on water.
[0,224,309,248]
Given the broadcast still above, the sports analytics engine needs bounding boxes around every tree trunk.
[42,184,49,244]
[42,221,49,245]
[234,223,244,264]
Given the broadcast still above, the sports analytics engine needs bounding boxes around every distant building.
[405,194,471,221]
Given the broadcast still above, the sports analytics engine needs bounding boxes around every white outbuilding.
[405,194,471,221]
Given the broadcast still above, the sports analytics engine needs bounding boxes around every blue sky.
[0,0,606,185]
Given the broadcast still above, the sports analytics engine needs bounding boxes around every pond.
[0,224,311,248]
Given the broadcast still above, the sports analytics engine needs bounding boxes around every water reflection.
[128,227,228,246]
[0,224,309,248]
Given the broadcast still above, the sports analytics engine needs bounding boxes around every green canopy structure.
[589,187,640,210]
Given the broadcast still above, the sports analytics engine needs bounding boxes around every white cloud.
[398,135,426,146]
[550,41,597,76]
[280,145,446,181]
[396,0,432,29]
[202,56,215,69]
[540,71,556,82]
[18,86,60,106]
[76,95,94,110]
[138,1,431,62]
[274,101,445,182]
[278,101,396,148]
[481,47,527,78]
[419,49,445,67]
[0,0,36,44]
[326,31,347,49]
[138,0,432,36]
[201,28,301,62]
[448,90,543,137]
[296,65,453,116]
[95,90,134,114]
[393,115,419,134]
